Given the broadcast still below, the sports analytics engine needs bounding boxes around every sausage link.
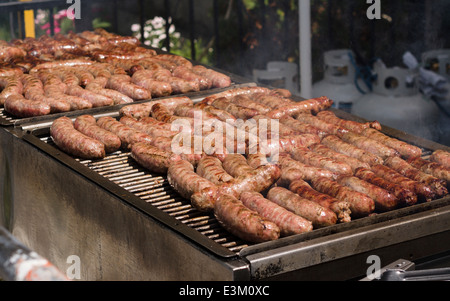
[131,142,181,174]
[340,132,400,160]
[50,116,105,159]
[385,156,448,197]
[222,154,255,177]
[289,179,352,223]
[290,147,353,176]
[309,143,371,173]
[228,95,271,115]
[191,65,231,88]
[97,116,153,149]
[354,167,418,207]
[316,110,381,133]
[295,113,349,136]
[74,115,121,153]
[310,177,375,218]
[119,96,192,119]
[211,97,259,120]
[278,153,339,181]
[337,176,399,212]
[214,194,280,243]
[430,150,450,170]
[0,76,23,105]
[267,96,334,119]
[279,116,327,138]
[267,187,337,228]
[408,157,450,184]
[241,191,313,236]
[196,156,234,185]
[4,94,51,117]
[172,65,211,90]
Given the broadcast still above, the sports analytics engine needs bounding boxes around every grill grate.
[39,136,249,253]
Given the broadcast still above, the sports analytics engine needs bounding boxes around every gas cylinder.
[421,49,450,146]
[312,49,366,113]
[352,59,441,142]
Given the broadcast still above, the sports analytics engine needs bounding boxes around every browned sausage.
[4,94,51,117]
[316,110,381,133]
[279,116,327,138]
[370,164,436,202]
[361,128,422,159]
[191,65,231,88]
[354,167,418,207]
[131,69,172,97]
[214,193,280,243]
[50,116,105,159]
[385,156,448,197]
[211,97,260,120]
[97,116,153,149]
[295,113,349,136]
[119,96,193,119]
[172,65,211,90]
[290,147,353,176]
[74,115,121,153]
[131,142,182,174]
[222,154,255,178]
[278,153,339,182]
[310,177,376,218]
[289,179,352,223]
[240,191,313,236]
[430,150,450,169]
[340,132,400,160]
[266,187,337,228]
[267,96,334,118]
[196,156,234,185]
[228,95,271,115]
[309,143,371,173]
[408,157,450,185]
[337,176,399,212]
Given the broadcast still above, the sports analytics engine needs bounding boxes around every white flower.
[131,23,140,32]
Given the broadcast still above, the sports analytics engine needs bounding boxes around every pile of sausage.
[50,85,450,244]
[0,29,231,118]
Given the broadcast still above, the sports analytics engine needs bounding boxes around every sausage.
[131,142,181,174]
[167,160,218,212]
[194,102,237,123]
[316,110,381,133]
[131,69,173,97]
[354,167,418,207]
[119,116,178,139]
[106,75,152,100]
[385,156,448,197]
[151,103,194,126]
[152,69,200,94]
[309,143,370,173]
[227,95,271,115]
[295,113,349,136]
[96,116,153,149]
[408,157,450,184]
[430,150,450,170]
[361,128,422,159]
[74,115,121,153]
[191,65,231,88]
[0,76,23,105]
[340,132,400,160]
[201,86,273,105]
[279,116,327,138]
[220,163,281,199]
[370,164,436,202]
[222,154,255,177]
[289,179,352,223]
[196,156,234,185]
[4,94,51,117]
[172,65,211,90]
[310,176,376,218]
[29,59,95,74]
[240,191,313,236]
[250,92,294,109]
[252,115,299,138]
[211,97,260,120]
[0,45,27,61]
[321,135,384,166]
[290,147,353,176]
[119,96,193,119]
[66,85,114,107]
[278,153,339,181]
[267,96,334,118]
[214,194,280,243]
[266,187,337,228]
[155,54,193,69]
[44,86,93,111]
[85,82,134,105]
[50,116,105,159]
[337,176,399,212]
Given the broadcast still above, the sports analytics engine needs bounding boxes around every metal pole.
[299,0,312,99]
[0,226,67,281]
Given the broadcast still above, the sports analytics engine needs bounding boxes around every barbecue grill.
[1,86,450,281]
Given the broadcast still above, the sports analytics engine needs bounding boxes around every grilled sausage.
[267,96,334,118]
[267,187,337,228]
[119,116,178,139]
[211,97,259,120]
[228,95,271,115]
[290,147,353,176]
[152,69,200,94]
[66,85,114,107]
[201,86,273,105]
[0,76,23,105]
[316,110,381,133]
[196,156,234,185]
[337,176,399,212]
[278,153,339,181]
[214,193,280,243]
[361,128,422,159]
[172,65,211,90]
[191,65,231,88]
[408,157,450,184]
[240,191,313,236]
[385,156,448,197]
[354,167,418,207]
[50,116,105,159]
[106,74,152,100]
[295,113,349,136]
[289,179,352,223]
[310,177,376,218]
[340,132,400,160]
[279,116,327,138]
[430,150,450,170]
[4,94,51,117]
[97,116,153,149]
[309,143,371,173]
[321,135,384,166]
[119,96,193,119]
[370,164,436,202]
[74,115,121,153]
[131,69,172,97]
[167,160,218,212]
[85,82,134,105]
[131,142,181,174]
[222,154,255,177]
